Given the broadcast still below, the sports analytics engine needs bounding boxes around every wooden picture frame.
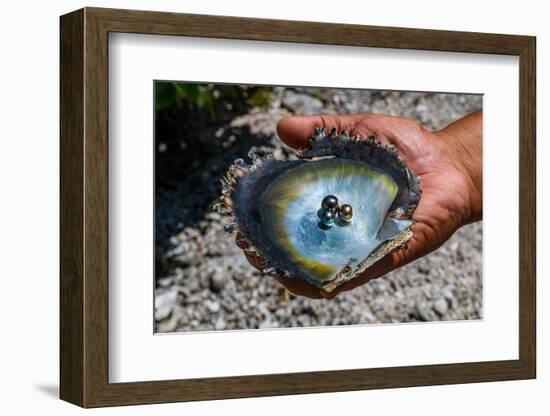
[60,7,536,408]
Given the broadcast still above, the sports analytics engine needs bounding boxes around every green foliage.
[155,82,274,120]
[246,87,273,108]
[155,82,218,118]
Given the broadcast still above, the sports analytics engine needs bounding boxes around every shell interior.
[259,158,412,284]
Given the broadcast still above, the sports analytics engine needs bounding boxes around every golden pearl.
[339,204,353,223]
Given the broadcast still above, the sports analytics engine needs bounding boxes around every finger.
[274,275,323,299]
[235,232,250,249]
[276,114,368,150]
[243,250,322,298]
[243,250,267,270]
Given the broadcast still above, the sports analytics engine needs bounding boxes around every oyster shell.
[216,127,421,293]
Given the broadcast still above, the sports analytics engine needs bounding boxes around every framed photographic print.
[60,7,536,408]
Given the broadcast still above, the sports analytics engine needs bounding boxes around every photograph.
[154,82,483,333]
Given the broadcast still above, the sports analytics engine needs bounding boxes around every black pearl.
[339,204,353,223]
[321,195,339,212]
[320,209,335,226]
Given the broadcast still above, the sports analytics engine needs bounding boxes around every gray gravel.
[155,87,483,333]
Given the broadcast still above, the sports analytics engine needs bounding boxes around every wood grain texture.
[83,10,110,406]
[518,38,536,376]
[59,8,84,406]
[59,7,537,408]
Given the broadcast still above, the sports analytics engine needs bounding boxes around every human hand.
[239,111,483,299]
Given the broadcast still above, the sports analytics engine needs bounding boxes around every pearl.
[320,209,335,226]
[321,195,339,212]
[339,204,353,223]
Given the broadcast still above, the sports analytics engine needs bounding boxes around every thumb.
[276,114,367,150]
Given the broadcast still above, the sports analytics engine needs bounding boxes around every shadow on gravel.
[155,104,271,278]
